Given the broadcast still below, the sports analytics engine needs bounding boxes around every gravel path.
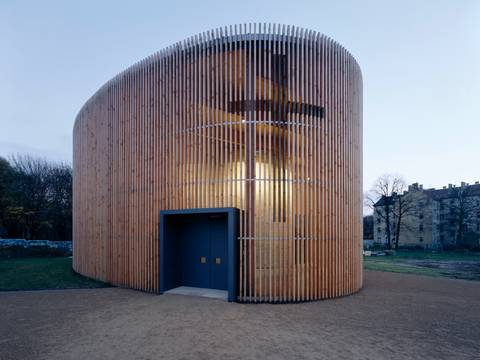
[1,271,479,360]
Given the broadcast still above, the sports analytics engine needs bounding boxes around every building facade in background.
[373,182,480,249]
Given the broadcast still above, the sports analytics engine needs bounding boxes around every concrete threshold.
[164,286,228,301]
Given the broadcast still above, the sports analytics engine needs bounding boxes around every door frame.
[159,207,239,302]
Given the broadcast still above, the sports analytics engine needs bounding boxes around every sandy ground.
[1,271,479,360]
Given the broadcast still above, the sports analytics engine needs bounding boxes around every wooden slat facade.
[73,24,363,302]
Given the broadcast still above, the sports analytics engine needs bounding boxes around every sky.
[1,0,479,192]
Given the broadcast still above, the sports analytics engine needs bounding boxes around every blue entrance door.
[181,215,210,288]
[180,213,227,290]
[209,214,228,290]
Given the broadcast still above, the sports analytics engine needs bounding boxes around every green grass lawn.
[374,250,480,261]
[0,257,108,291]
[1,251,478,291]
[364,250,480,280]
[364,258,444,277]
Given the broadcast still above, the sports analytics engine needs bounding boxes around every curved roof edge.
[74,23,361,129]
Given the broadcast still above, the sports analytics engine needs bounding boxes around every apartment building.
[373,182,480,249]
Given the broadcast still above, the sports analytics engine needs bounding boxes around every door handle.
[215,257,221,265]
[200,256,206,264]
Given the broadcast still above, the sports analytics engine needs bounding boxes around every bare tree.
[366,174,411,249]
[446,185,478,249]
[9,154,51,239]
[0,157,16,237]
[2,154,72,240]
[392,191,416,250]
[363,215,373,239]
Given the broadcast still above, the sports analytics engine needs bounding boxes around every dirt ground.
[1,271,479,360]
[404,259,480,280]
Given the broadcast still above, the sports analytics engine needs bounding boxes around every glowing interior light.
[230,161,292,215]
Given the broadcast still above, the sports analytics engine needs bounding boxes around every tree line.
[0,155,72,241]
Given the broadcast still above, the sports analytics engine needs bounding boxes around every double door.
[181,213,227,290]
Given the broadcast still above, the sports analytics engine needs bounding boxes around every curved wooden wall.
[73,24,363,302]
